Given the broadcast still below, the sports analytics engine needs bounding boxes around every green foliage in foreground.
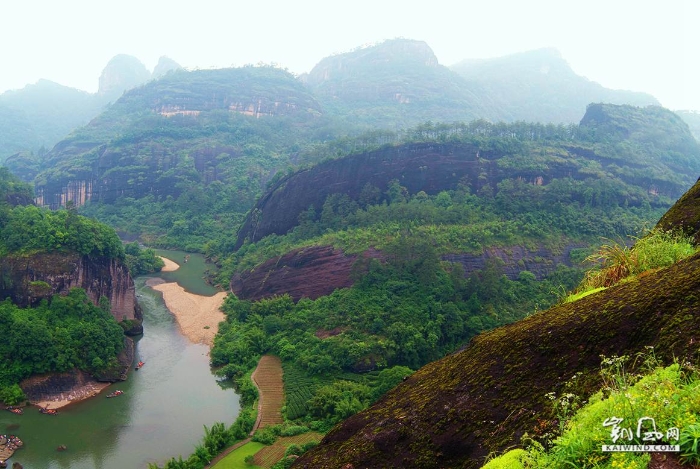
[0,204,124,259]
[570,229,697,299]
[0,288,125,404]
[483,361,700,468]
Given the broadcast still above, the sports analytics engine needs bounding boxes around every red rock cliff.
[0,252,142,331]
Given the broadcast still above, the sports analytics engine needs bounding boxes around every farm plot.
[253,432,324,468]
[251,355,285,428]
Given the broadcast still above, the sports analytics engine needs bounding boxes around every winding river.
[0,251,240,468]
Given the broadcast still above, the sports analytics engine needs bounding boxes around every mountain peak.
[98,54,150,97]
[306,38,439,86]
[152,56,182,79]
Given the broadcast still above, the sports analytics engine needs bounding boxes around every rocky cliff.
[230,245,383,301]
[234,139,684,249]
[230,243,583,303]
[294,249,700,469]
[0,252,142,333]
[293,167,700,469]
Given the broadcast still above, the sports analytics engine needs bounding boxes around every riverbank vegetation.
[0,288,125,404]
[123,241,165,276]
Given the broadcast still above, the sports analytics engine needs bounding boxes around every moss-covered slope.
[657,177,700,242]
[294,252,700,468]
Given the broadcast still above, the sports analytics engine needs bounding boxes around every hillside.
[235,104,699,249]
[451,48,659,124]
[0,55,182,163]
[0,80,107,161]
[28,66,337,249]
[303,39,498,127]
[197,104,700,469]
[292,164,700,469]
[0,170,140,405]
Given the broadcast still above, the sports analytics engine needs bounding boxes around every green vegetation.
[213,230,578,429]
[0,204,124,258]
[571,229,696,298]
[213,442,265,469]
[151,408,257,469]
[0,288,124,404]
[124,242,165,276]
[483,360,700,468]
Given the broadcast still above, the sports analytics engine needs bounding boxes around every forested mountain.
[193,104,700,469]
[0,80,107,161]
[451,48,659,123]
[0,55,182,163]
[302,39,498,128]
[292,177,700,469]
[24,66,344,249]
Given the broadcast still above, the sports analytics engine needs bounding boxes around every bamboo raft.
[0,434,22,463]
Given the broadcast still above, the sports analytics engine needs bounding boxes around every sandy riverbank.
[32,381,112,410]
[148,278,227,347]
[159,256,180,272]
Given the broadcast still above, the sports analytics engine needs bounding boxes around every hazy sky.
[2,0,699,111]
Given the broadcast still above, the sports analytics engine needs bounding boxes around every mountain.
[0,55,182,163]
[0,79,107,161]
[291,165,700,469]
[152,55,183,79]
[27,65,341,248]
[98,54,151,99]
[303,38,501,128]
[677,110,700,140]
[451,48,659,124]
[235,104,700,249]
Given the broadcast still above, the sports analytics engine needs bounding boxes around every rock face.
[234,138,686,249]
[443,243,586,281]
[294,250,700,469]
[0,252,142,332]
[235,143,486,248]
[230,245,382,301]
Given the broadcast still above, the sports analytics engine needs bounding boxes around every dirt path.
[206,355,285,468]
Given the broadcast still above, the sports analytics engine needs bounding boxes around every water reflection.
[3,254,239,468]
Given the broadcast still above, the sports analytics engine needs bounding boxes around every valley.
[2,37,700,469]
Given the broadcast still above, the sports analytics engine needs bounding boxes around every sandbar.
[159,256,180,272]
[149,281,227,347]
[32,381,111,410]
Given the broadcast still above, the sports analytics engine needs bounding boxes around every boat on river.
[39,407,58,415]
[106,390,124,398]
[4,407,22,415]
[135,361,145,370]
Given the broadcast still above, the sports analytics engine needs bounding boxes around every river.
[0,251,240,468]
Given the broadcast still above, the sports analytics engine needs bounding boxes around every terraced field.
[253,432,324,468]
[251,355,284,428]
